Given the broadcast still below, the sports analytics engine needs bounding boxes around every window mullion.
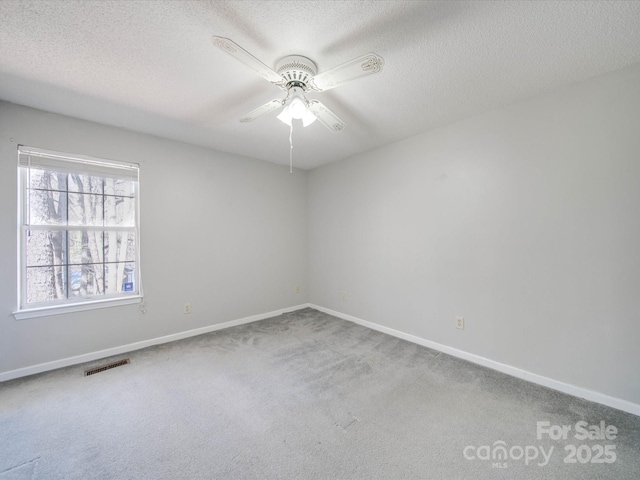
[65,173,69,300]
[23,224,135,232]
[102,178,106,295]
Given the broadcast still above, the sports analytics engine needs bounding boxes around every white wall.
[2,63,640,411]
[308,64,640,406]
[0,101,308,375]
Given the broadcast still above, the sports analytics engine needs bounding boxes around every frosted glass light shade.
[277,93,317,127]
[301,108,317,127]
[277,107,293,126]
[289,97,306,119]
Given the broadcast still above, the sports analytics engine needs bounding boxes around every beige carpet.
[1,307,639,479]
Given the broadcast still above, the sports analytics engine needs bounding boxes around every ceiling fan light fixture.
[277,86,316,127]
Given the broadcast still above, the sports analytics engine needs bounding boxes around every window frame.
[14,145,142,319]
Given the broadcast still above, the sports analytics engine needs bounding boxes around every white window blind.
[17,145,142,315]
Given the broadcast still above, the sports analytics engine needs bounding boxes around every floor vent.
[84,358,130,376]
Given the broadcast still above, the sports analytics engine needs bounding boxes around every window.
[16,145,141,318]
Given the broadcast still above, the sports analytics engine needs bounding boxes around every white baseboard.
[310,304,640,418]
[0,304,310,382]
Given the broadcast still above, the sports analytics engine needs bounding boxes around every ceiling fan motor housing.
[276,55,318,90]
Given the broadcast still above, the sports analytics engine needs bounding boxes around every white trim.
[18,144,139,172]
[309,304,640,418]
[13,296,143,320]
[0,304,310,382]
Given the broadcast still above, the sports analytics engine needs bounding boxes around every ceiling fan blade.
[212,36,284,87]
[309,53,384,92]
[307,100,346,132]
[239,99,284,123]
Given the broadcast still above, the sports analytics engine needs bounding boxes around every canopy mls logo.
[463,442,553,468]
[463,420,618,469]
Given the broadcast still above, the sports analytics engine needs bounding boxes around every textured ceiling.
[1,0,640,169]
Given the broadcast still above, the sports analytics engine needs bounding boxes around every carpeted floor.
[1,307,639,479]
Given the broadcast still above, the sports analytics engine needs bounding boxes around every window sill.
[13,296,143,320]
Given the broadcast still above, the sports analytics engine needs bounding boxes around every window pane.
[104,177,135,197]
[26,265,66,304]
[68,173,103,194]
[28,189,68,225]
[28,168,67,191]
[104,196,135,226]
[104,231,136,263]
[68,231,104,265]
[105,262,136,295]
[68,193,104,226]
[26,230,67,267]
[69,264,104,297]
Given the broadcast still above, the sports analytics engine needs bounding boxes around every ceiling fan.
[212,36,384,132]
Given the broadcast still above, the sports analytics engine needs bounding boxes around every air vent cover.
[84,358,130,376]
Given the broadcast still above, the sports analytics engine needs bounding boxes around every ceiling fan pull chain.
[289,124,294,174]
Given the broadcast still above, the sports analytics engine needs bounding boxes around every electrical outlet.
[295,285,300,294]
[184,303,191,314]
[456,316,464,330]
[341,291,347,301]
